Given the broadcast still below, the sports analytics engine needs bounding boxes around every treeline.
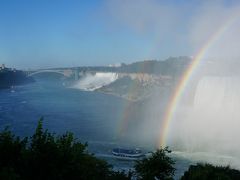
[0,69,34,89]
[0,118,128,180]
[117,56,191,75]
[74,56,191,76]
[1,118,240,180]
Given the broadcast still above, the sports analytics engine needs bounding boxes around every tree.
[181,163,240,180]
[0,118,130,180]
[134,147,175,180]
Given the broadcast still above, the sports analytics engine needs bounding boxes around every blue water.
[0,79,191,178]
[0,80,127,140]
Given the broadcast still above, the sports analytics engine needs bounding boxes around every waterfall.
[164,76,240,168]
[194,76,240,114]
[72,72,118,91]
[169,76,240,161]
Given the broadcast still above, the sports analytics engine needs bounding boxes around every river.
[0,78,191,178]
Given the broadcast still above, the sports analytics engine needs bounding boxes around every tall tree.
[134,147,175,180]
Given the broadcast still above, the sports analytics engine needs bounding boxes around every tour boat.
[112,148,144,160]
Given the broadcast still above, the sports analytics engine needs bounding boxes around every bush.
[8,118,240,180]
[134,147,175,180]
[181,163,240,180]
[0,118,129,180]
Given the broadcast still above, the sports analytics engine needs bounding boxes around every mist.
[3,0,240,170]
[105,0,240,58]
[104,0,240,168]
[72,72,118,91]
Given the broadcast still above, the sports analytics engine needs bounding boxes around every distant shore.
[0,67,34,89]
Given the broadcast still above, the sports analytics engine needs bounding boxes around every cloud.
[189,1,240,57]
[104,1,240,166]
[104,0,188,55]
[104,0,240,58]
[105,0,180,34]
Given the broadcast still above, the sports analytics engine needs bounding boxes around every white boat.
[112,148,144,160]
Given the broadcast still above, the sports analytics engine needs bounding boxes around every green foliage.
[4,118,240,180]
[181,163,240,180]
[108,170,132,180]
[0,126,28,179]
[0,118,130,180]
[134,147,175,180]
[116,56,191,75]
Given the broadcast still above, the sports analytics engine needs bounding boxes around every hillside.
[95,56,191,101]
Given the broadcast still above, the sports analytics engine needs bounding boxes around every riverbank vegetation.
[0,118,240,180]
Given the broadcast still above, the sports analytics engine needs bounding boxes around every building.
[0,64,5,71]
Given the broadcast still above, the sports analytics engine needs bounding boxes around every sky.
[1,0,240,69]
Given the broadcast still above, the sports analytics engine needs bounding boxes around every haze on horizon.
[1,0,240,69]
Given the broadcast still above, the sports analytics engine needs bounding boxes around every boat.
[112,148,144,160]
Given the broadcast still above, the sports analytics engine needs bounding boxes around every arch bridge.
[27,69,77,79]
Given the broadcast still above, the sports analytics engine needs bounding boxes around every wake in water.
[72,72,118,91]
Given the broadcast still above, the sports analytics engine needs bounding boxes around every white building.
[0,64,5,70]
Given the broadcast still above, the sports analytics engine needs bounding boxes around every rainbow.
[159,14,240,148]
[117,64,150,137]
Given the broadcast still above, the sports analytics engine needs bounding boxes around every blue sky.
[0,0,239,69]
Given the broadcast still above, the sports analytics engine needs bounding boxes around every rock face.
[96,73,173,101]
[72,56,192,101]
[94,56,191,101]
[0,68,34,89]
